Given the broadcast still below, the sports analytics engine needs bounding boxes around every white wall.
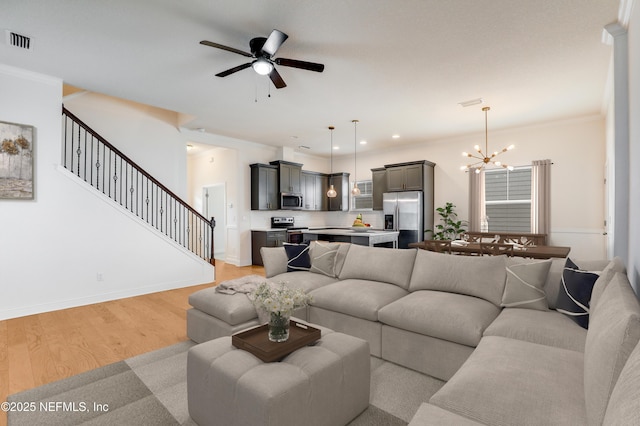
[64,92,188,198]
[0,64,213,320]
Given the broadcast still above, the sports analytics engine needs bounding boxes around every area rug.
[7,341,444,425]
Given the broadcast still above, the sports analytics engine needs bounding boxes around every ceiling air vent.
[5,30,33,51]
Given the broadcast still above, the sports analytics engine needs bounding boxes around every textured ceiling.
[2,0,620,156]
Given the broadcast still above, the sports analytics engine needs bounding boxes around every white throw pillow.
[501,259,552,311]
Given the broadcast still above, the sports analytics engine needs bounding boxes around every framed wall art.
[0,120,34,200]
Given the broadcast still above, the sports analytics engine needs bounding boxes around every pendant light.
[351,119,361,196]
[326,126,337,198]
[461,106,514,173]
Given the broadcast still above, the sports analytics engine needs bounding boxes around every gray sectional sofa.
[187,241,640,425]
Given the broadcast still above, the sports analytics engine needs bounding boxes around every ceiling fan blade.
[200,40,253,58]
[215,62,252,77]
[269,68,287,89]
[275,58,325,73]
[261,29,288,57]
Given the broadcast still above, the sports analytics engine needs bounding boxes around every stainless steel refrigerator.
[383,191,423,249]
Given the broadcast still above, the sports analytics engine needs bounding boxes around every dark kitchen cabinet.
[371,167,386,210]
[302,171,328,211]
[328,172,350,211]
[251,230,287,266]
[386,162,425,191]
[250,163,278,210]
[270,160,302,194]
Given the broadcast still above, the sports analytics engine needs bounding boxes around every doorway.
[203,183,226,261]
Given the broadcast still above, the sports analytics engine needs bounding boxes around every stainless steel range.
[271,217,308,244]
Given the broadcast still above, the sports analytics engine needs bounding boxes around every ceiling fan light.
[252,58,273,75]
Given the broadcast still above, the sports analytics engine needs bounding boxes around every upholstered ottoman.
[187,326,370,426]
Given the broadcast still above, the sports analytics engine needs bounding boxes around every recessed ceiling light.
[392,134,400,139]
[186,144,194,150]
[333,146,339,150]
[360,140,367,145]
[298,145,310,150]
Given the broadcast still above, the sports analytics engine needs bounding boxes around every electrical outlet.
[97,273,104,282]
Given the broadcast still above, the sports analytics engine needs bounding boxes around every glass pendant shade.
[327,126,337,198]
[327,184,337,198]
[351,119,360,196]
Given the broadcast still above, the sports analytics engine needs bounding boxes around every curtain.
[468,170,485,232]
[531,159,552,235]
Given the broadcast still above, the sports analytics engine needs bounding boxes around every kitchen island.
[302,228,399,248]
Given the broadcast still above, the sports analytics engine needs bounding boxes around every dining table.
[408,241,571,259]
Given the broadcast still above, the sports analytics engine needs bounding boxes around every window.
[484,167,531,232]
[351,180,373,211]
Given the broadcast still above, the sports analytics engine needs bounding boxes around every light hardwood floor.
[0,261,264,426]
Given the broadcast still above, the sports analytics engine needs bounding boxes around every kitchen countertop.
[302,228,399,248]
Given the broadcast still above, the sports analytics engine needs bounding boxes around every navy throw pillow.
[556,258,599,329]
[283,243,311,272]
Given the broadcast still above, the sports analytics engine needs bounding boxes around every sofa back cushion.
[590,257,626,311]
[338,244,416,289]
[602,338,640,425]
[409,250,507,306]
[584,272,640,426]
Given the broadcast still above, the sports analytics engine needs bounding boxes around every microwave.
[280,193,303,210]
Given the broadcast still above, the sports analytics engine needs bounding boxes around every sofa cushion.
[309,241,340,277]
[483,308,587,352]
[556,258,599,328]
[408,403,484,426]
[501,259,551,310]
[270,271,339,293]
[409,249,507,306]
[309,279,408,321]
[379,291,500,347]
[590,257,626,311]
[284,242,311,272]
[338,244,416,290]
[603,338,640,425]
[189,287,256,325]
[429,335,587,426]
[260,247,288,278]
[583,272,640,426]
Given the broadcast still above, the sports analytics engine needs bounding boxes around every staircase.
[61,106,215,265]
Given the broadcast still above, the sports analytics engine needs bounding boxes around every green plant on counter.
[425,202,467,240]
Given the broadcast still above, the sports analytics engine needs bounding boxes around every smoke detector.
[5,30,33,51]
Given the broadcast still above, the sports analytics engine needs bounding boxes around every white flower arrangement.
[250,282,312,316]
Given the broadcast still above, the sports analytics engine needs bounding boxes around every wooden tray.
[232,320,321,362]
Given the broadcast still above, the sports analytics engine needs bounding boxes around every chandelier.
[461,107,514,173]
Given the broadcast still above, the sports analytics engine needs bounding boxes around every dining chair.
[479,242,514,256]
[423,240,452,254]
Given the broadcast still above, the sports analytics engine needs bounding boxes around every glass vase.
[268,311,291,342]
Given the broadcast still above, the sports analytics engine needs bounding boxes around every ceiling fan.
[200,29,324,89]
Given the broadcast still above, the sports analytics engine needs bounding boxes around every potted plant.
[425,202,467,240]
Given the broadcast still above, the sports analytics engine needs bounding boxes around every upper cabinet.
[386,162,426,191]
[328,172,350,211]
[270,160,302,194]
[250,163,279,210]
[302,171,328,211]
[371,167,387,210]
